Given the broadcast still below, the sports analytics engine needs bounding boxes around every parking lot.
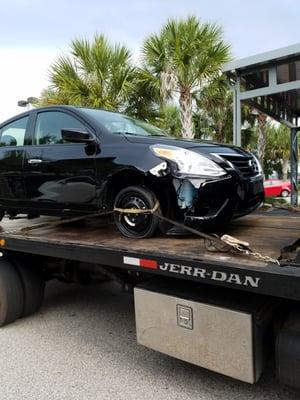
[0,280,298,400]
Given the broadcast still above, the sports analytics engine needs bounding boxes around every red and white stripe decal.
[123,256,158,270]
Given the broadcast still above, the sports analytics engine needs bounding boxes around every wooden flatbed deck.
[0,210,299,300]
[0,211,298,267]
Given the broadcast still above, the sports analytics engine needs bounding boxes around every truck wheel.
[12,259,45,317]
[276,309,300,389]
[114,186,161,238]
[0,259,24,327]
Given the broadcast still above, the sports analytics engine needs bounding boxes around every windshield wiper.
[113,131,166,137]
[113,131,142,136]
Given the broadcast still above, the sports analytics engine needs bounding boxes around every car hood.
[124,135,250,157]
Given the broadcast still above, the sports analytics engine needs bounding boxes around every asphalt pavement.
[0,280,299,400]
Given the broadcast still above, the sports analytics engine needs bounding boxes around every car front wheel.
[114,186,161,238]
[281,189,290,197]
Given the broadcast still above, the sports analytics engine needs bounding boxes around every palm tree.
[256,112,268,168]
[276,125,291,180]
[195,75,232,142]
[124,67,161,121]
[194,75,258,146]
[142,16,231,139]
[40,35,135,110]
[269,124,290,180]
[39,87,72,106]
[158,104,182,136]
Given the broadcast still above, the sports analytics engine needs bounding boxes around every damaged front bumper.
[173,174,264,227]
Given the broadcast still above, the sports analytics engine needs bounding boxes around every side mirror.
[61,129,95,144]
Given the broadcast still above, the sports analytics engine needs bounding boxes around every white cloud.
[0,48,57,122]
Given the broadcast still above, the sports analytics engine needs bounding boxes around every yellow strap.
[114,201,160,215]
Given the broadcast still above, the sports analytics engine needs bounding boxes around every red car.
[264,179,291,197]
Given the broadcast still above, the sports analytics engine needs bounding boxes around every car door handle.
[28,159,43,164]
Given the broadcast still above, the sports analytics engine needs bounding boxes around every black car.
[0,106,264,238]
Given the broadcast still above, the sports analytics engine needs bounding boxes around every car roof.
[0,105,120,127]
[0,105,70,126]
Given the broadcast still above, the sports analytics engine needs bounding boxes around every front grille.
[219,154,259,178]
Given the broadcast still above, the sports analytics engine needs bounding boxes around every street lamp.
[17,97,38,110]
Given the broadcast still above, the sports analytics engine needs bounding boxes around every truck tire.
[12,258,45,317]
[276,309,300,389]
[0,259,24,327]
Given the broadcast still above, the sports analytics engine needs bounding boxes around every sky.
[0,0,300,121]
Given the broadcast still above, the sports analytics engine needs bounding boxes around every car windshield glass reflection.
[82,108,168,137]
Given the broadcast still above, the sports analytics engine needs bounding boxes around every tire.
[114,186,161,238]
[12,258,45,317]
[0,259,24,327]
[281,189,290,198]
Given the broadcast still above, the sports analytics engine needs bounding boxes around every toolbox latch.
[177,304,193,330]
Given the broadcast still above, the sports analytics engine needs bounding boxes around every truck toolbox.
[135,279,275,383]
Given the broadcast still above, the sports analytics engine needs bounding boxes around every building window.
[277,60,300,84]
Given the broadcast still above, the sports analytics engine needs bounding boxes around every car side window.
[0,116,29,146]
[35,111,86,145]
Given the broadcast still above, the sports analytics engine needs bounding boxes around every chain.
[150,214,281,265]
[221,240,280,265]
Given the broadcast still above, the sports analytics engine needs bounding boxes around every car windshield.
[81,108,168,137]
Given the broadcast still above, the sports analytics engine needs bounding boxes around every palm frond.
[47,34,135,111]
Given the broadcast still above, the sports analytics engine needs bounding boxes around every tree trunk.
[257,113,267,167]
[215,120,225,143]
[179,87,194,139]
[282,158,289,180]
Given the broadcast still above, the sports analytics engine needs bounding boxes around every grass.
[264,197,288,206]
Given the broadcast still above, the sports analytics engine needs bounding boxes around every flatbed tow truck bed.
[0,210,299,300]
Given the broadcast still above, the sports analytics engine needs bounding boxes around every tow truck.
[0,208,299,387]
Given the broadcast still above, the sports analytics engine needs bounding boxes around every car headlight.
[151,145,226,177]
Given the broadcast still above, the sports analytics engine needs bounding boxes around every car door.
[271,180,281,196]
[265,180,278,197]
[23,110,98,213]
[264,181,272,197]
[0,115,29,209]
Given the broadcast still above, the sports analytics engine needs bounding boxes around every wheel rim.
[117,193,152,235]
[281,190,289,197]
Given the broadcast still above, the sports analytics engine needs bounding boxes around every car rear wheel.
[281,189,290,197]
[114,186,161,238]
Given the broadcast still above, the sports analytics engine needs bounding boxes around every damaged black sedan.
[0,106,264,238]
